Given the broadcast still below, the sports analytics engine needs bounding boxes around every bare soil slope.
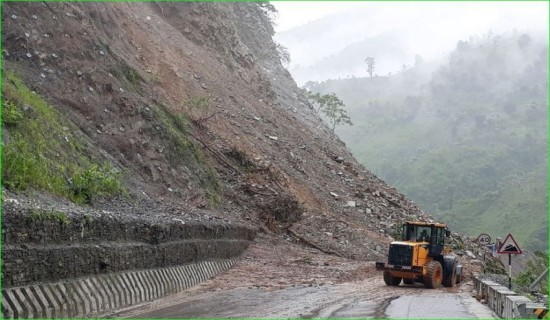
[2,2,489,282]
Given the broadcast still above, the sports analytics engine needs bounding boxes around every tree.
[365,57,375,77]
[304,90,352,131]
[276,42,291,67]
[321,93,353,130]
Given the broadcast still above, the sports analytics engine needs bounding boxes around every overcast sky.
[273,2,548,33]
[272,1,549,83]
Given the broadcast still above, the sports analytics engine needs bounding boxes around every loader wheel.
[424,261,443,289]
[442,263,456,288]
[403,278,415,285]
[383,271,402,286]
[456,271,462,284]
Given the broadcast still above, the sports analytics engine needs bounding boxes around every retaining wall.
[2,259,236,318]
[2,207,255,287]
[2,204,256,318]
[473,275,547,318]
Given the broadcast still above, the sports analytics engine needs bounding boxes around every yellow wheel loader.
[375,221,462,288]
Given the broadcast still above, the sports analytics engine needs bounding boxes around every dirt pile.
[2,2,491,281]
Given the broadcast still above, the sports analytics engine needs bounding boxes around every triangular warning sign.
[498,233,522,254]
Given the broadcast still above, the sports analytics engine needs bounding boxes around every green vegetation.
[111,61,143,91]
[30,209,71,225]
[2,71,124,204]
[303,90,352,131]
[182,96,216,123]
[2,99,23,125]
[307,32,547,251]
[70,164,122,204]
[150,103,221,205]
[514,251,548,295]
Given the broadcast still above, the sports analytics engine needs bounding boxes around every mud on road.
[112,235,493,318]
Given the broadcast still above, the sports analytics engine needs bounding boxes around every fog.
[273,2,548,85]
[272,2,549,251]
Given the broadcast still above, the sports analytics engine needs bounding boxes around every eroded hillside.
[2,2,486,273]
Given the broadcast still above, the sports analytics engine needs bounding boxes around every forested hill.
[307,32,548,251]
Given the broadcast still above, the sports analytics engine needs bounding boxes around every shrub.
[263,194,304,224]
[70,164,123,204]
[2,71,124,204]
[2,99,23,125]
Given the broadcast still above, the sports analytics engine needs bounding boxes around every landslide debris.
[2,2,491,283]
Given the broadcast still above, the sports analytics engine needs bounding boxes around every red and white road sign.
[497,233,522,254]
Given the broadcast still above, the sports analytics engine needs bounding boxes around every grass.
[150,104,222,206]
[2,99,23,125]
[111,61,143,91]
[2,71,124,204]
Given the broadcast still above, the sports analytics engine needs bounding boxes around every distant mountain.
[289,30,413,84]
[308,32,548,251]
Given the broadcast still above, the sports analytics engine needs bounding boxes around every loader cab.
[402,222,450,257]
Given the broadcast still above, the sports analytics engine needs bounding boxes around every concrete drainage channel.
[472,275,548,318]
[2,206,256,318]
[2,259,237,318]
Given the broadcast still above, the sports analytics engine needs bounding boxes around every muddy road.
[116,277,495,318]
[111,238,492,318]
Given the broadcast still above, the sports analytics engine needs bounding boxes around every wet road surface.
[124,281,495,318]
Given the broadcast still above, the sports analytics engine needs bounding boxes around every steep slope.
[1,5,505,295]
[2,2,443,265]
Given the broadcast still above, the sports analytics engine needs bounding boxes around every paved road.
[123,282,496,318]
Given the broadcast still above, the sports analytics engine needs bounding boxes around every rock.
[346,201,356,207]
[99,50,105,55]
[201,83,208,89]
[325,232,333,237]
[268,136,278,141]
[32,15,37,19]
[366,208,372,214]
[22,104,33,112]
[334,156,344,163]
[376,245,382,252]
[88,86,94,92]
[172,218,185,225]
[11,14,18,19]
[465,250,476,259]
[26,53,32,58]
[146,16,151,21]
[471,259,483,266]
[329,192,338,198]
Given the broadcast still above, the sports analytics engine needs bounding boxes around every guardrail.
[473,275,547,318]
[2,259,236,318]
